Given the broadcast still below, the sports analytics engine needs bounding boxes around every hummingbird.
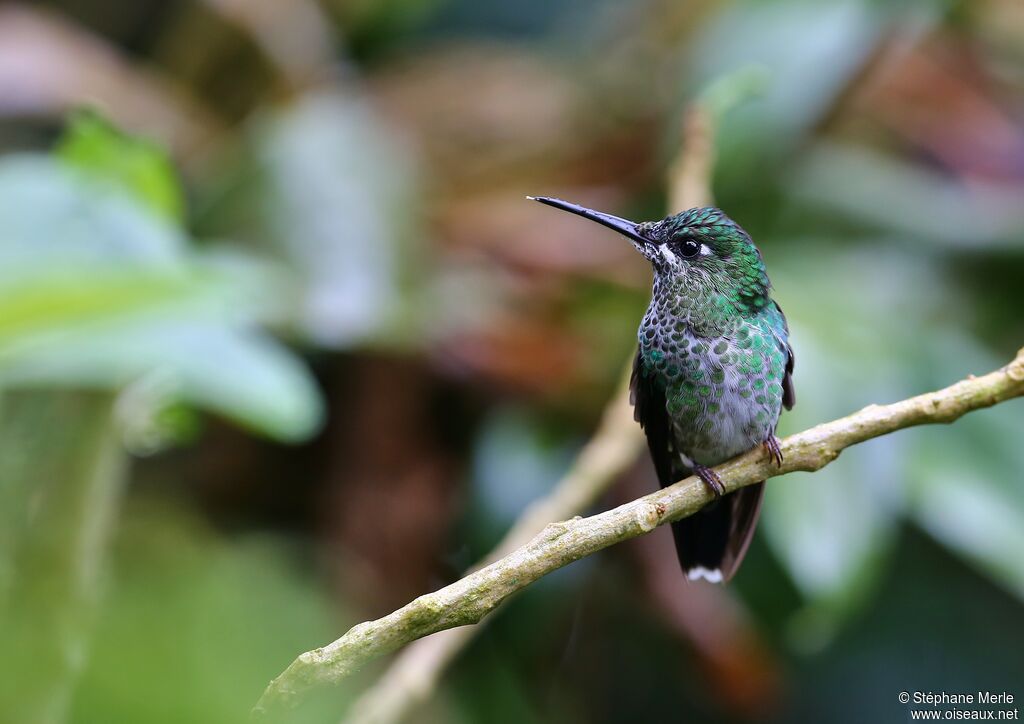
[531,197,794,583]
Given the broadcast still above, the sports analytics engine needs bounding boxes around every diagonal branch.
[253,347,1024,718]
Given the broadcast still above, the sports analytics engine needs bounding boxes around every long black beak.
[528,196,650,246]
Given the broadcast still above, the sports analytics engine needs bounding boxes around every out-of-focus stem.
[0,391,126,724]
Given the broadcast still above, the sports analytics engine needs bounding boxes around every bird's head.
[530,196,771,310]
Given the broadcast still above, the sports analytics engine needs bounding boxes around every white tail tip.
[686,566,724,584]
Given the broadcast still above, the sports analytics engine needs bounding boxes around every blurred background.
[1,0,1023,722]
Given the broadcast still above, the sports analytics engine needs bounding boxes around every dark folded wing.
[630,348,680,487]
[772,300,796,411]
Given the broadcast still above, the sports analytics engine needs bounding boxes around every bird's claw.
[763,436,784,467]
[694,464,726,498]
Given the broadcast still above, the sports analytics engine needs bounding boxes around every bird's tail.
[670,481,766,583]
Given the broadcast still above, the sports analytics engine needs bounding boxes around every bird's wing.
[771,300,796,411]
[782,341,796,410]
[629,348,682,487]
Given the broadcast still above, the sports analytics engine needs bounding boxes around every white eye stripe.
[662,242,710,262]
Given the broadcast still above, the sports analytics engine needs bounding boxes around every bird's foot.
[693,464,726,498]
[763,436,784,467]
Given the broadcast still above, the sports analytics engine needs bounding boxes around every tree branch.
[253,347,1024,718]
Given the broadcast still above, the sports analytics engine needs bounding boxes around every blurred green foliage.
[72,499,345,724]
[0,116,323,443]
[57,112,186,222]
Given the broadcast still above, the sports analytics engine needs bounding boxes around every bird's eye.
[679,240,701,258]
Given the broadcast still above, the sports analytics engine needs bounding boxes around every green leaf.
[0,154,323,443]
[56,110,185,222]
[0,156,185,266]
[0,320,323,443]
